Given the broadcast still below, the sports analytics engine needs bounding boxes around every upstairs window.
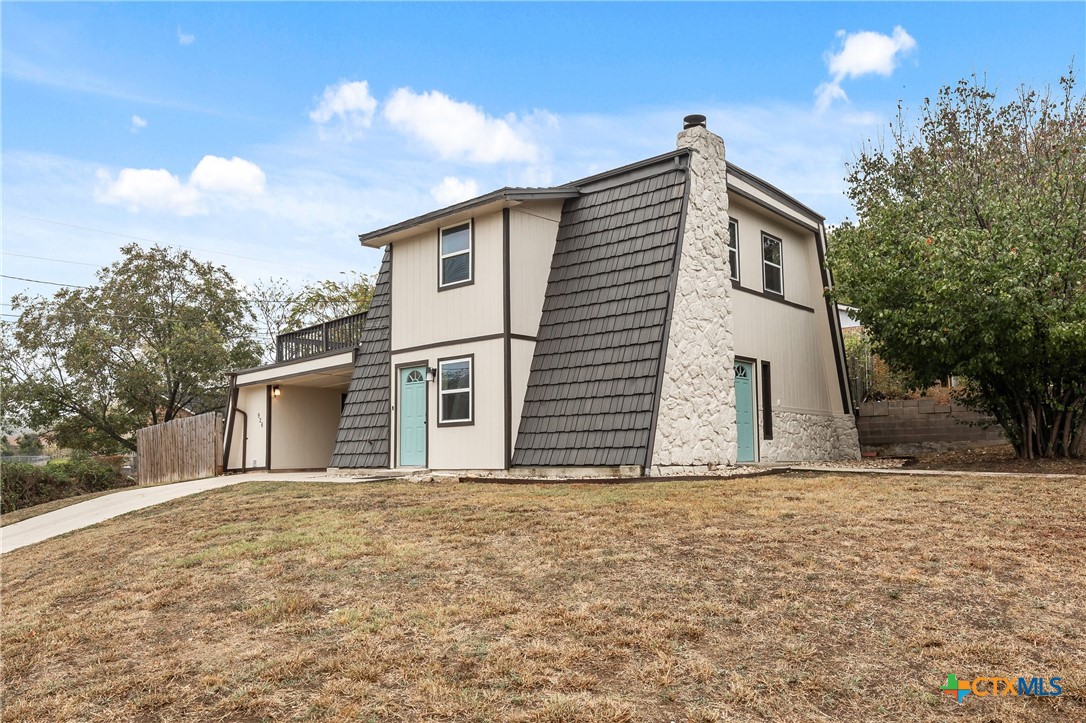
[439,222,472,289]
[762,233,783,295]
[438,356,473,425]
[728,218,740,281]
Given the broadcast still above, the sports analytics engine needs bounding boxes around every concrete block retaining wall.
[856,400,1006,456]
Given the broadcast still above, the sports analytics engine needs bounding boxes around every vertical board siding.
[136,413,223,485]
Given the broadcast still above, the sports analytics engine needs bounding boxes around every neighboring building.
[224,117,859,475]
[837,304,861,331]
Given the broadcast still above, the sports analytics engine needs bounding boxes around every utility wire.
[1,252,99,267]
[1,274,322,303]
[2,274,88,288]
[8,213,336,273]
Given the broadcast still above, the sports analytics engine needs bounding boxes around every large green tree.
[250,272,374,363]
[830,71,1086,458]
[1,244,260,452]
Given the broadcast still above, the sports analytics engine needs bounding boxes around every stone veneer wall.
[649,125,736,473]
[760,410,861,462]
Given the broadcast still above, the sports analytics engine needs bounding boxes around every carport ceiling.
[246,366,353,389]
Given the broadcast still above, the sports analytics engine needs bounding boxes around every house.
[223,116,860,475]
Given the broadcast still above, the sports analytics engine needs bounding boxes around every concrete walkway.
[0,471,384,555]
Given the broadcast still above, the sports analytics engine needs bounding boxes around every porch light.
[425,367,436,383]
[272,385,281,397]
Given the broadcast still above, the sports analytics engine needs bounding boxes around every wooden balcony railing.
[275,311,367,363]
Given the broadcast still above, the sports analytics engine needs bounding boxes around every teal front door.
[399,367,427,467]
[735,361,756,463]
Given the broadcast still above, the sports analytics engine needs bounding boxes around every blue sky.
[3,2,1083,321]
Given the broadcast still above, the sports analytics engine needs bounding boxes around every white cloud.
[190,155,266,195]
[816,26,916,112]
[177,27,195,46]
[310,80,378,137]
[430,176,479,206]
[95,155,265,215]
[129,114,147,133]
[95,168,204,215]
[383,88,540,163]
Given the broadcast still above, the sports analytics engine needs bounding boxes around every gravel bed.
[788,457,911,470]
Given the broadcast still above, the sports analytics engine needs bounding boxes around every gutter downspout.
[223,373,248,473]
[816,222,854,415]
[223,373,238,472]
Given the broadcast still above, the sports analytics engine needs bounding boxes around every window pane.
[728,221,738,250]
[441,391,470,421]
[729,248,738,281]
[442,254,470,285]
[762,236,781,265]
[441,360,470,390]
[441,225,470,255]
[765,265,783,294]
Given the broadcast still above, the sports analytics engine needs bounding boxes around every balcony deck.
[276,312,366,363]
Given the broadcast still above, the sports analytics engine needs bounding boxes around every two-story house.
[223,116,860,475]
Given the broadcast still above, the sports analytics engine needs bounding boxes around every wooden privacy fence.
[136,413,223,485]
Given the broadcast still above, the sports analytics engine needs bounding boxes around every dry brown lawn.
[2,472,1083,721]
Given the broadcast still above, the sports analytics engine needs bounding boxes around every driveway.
[0,471,363,554]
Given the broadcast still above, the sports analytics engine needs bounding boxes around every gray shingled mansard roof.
[329,246,392,469]
[511,153,690,467]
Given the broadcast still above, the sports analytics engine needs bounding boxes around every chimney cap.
[683,114,707,130]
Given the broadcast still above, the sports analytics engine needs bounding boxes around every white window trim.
[761,232,783,296]
[728,217,740,282]
[439,221,473,289]
[438,356,473,424]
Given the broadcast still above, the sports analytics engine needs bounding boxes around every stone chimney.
[650,116,737,472]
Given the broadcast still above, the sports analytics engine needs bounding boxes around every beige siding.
[727,173,815,230]
[390,213,504,351]
[732,292,835,415]
[728,195,816,307]
[269,385,343,469]
[729,194,839,417]
[228,384,268,470]
[509,201,562,337]
[390,338,505,469]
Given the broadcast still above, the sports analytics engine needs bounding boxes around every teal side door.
[399,367,427,467]
[735,361,756,463]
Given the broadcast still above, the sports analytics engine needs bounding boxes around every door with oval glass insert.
[734,361,756,463]
[399,367,427,467]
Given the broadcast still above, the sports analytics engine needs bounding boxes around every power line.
[8,213,337,273]
[0,312,276,340]
[2,274,88,288]
[1,274,314,303]
[1,252,100,267]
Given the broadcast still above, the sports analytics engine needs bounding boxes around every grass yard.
[2,472,1083,721]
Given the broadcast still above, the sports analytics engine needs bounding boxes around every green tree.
[830,70,1086,458]
[249,272,374,363]
[283,271,374,330]
[248,276,300,364]
[1,244,260,453]
[14,432,44,456]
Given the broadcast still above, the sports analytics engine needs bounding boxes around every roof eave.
[726,162,826,222]
[358,188,581,248]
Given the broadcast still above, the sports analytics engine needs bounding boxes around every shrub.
[1,456,134,514]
